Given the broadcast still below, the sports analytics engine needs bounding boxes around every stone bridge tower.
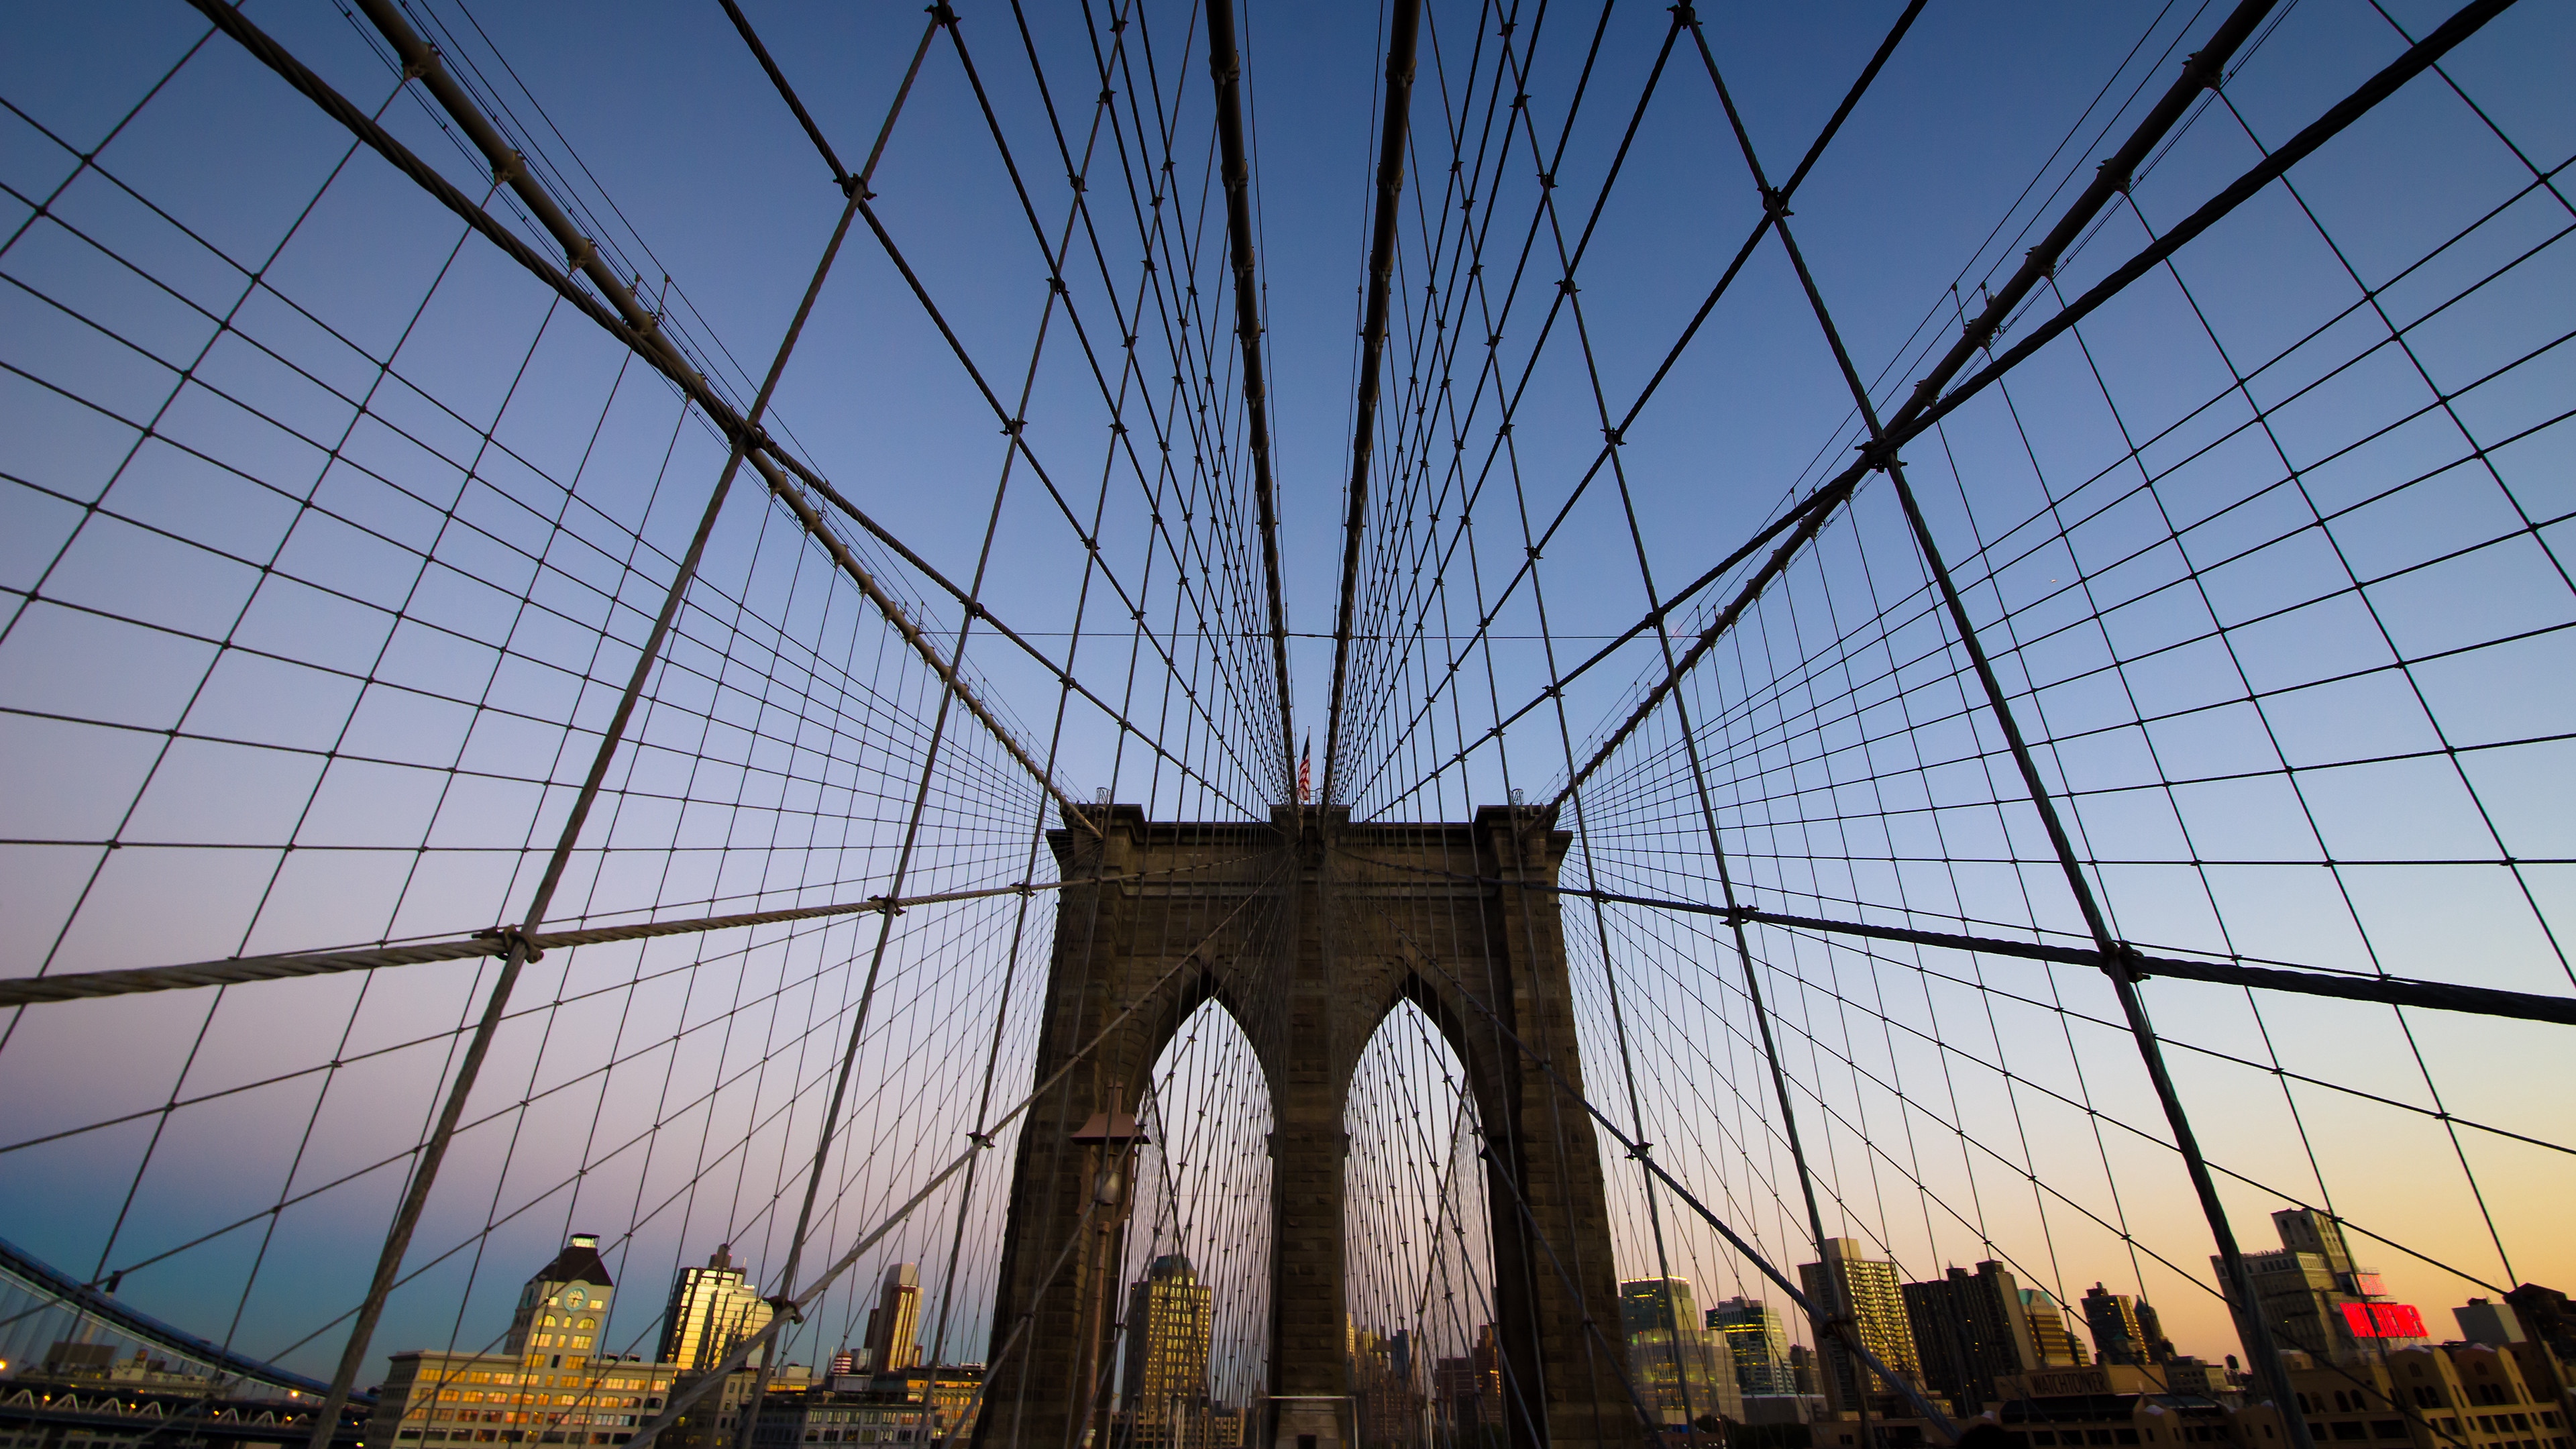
[973,804,1631,1449]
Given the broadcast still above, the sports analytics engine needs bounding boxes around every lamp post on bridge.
[1073,1093,1149,1449]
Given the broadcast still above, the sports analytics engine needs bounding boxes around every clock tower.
[508,1232,616,1368]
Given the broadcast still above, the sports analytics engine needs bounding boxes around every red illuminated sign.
[2341,1303,2428,1338]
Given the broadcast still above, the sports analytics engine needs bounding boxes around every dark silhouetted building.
[2081,1284,2149,1366]
[1711,1297,1799,1396]
[1902,1261,2040,1413]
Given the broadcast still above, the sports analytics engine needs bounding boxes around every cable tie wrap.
[472,925,545,963]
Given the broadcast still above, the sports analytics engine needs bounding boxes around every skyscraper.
[2082,1284,2149,1366]
[1797,1240,1923,1414]
[864,1263,922,1373]
[1788,1344,1819,1397]
[1621,1277,1703,1337]
[1902,1263,2039,1413]
[1470,1324,1506,1428]
[2218,1208,2420,1368]
[1619,1277,1741,1424]
[660,1244,773,1373]
[508,1232,615,1368]
[1122,1255,1214,1448]
[1709,1297,1799,1396]
[2017,1289,2090,1368]
[1348,1320,1428,1449]
[1434,1329,1503,1435]
[2133,1299,2175,1364]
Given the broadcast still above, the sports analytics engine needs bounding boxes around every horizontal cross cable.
[1334,849,2576,1026]
[1385,926,1963,1443]
[1551,0,2508,812]
[756,445,1260,817]
[0,851,1263,1008]
[624,863,1291,1448]
[180,0,1100,836]
[1902,0,2520,444]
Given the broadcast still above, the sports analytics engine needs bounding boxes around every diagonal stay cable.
[717,5,1271,816]
[1550,0,2511,813]
[181,0,1100,837]
[1202,0,1296,792]
[1384,926,1963,1443]
[624,858,1291,1448]
[1321,0,1424,807]
[288,10,907,1434]
[1345,1,1929,815]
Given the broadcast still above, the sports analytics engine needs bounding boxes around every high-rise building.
[508,1232,616,1367]
[1902,1263,2040,1413]
[2504,1283,2575,1360]
[660,1244,773,1373]
[1629,1328,1745,1426]
[1621,1277,1703,1337]
[2082,1285,2149,1366]
[1348,1322,1428,1449]
[1786,1344,1819,1397]
[1434,1330,1503,1435]
[2133,1299,2175,1363]
[1797,1240,1923,1414]
[2217,1208,2425,1368]
[863,1264,922,1374]
[1121,1255,1214,1449]
[1619,1278,1741,1425]
[2018,1289,2090,1368]
[1471,1324,1507,1428]
[1709,1297,1799,1396]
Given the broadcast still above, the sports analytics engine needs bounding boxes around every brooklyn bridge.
[0,5,2568,1449]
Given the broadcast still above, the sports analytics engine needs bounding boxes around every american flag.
[1297,734,1312,804]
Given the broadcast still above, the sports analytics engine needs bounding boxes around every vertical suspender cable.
[256,5,893,1438]
[1678,7,2339,1444]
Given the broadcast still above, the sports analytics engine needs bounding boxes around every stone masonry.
[973,804,1631,1449]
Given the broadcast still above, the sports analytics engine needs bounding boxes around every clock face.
[565,1291,585,1308]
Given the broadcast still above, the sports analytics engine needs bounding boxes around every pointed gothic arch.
[977,806,1631,1449]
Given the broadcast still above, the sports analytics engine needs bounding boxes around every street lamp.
[1072,1091,1149,1449]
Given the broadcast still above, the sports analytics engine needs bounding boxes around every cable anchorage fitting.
[473,924,545,963]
